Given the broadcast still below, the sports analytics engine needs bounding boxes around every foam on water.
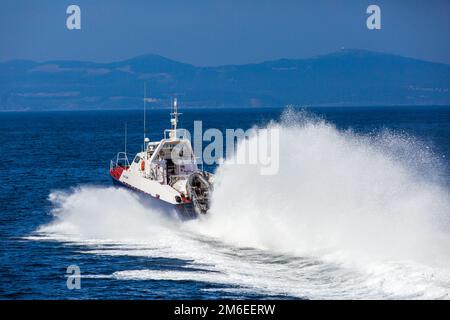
[36,110,450,299]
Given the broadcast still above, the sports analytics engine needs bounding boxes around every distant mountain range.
[1,49,450,111]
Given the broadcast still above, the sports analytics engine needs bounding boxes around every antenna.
[124,121,127,155]
[143,83,147,144]
[173,97,177,131]
[170,98,181,130]
[170,97,181,139]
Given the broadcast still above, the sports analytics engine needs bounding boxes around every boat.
[109,98,214,219]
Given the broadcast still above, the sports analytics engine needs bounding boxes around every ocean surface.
[1,106,450,299]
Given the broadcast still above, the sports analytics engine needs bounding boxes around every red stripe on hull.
[110,165,127,180]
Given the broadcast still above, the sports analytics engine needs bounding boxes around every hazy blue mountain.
[1,49,450,111]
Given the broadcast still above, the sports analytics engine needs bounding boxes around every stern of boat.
[110,152,130,182]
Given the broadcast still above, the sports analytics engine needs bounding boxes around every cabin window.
[133,156,141,163]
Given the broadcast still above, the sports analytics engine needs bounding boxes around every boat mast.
[170,97,181,139]
[124,121,127,155]
[143,83,147,146]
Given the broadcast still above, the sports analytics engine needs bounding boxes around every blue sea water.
[1,106,450,299]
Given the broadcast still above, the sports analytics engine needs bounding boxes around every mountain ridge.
[1,49,450,111]
[4,49,450,68]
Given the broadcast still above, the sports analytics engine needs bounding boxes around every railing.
[111,152,130,170]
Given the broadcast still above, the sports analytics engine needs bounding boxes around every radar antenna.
[170,97,182,138]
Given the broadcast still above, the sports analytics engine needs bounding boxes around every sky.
[1,0,449,66]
